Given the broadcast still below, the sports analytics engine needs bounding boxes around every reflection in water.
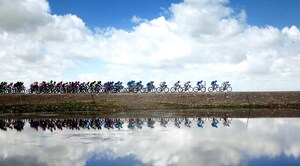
[0,118,300,166]
[0,118,233,132]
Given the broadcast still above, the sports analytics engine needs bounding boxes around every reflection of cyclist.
[159,118,168,127]
[222,118,231,127]
[197,118,205,128]
[136,118,143,129]
[174,118,181,128]
[147,118,155,128]
[211,118,218,128]
[128,118,135,129]
[114,119,123,129]
[184,118,191,127]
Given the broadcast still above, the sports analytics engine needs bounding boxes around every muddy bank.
[0,92,299,117]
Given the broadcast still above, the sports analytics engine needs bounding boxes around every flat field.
[0,92,299,118]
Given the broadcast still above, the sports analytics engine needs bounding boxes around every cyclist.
[221,81,230,91]
[114,81,122,89]
[211,80,217,89]
[184,81,191,89]
[134,81,142,91]
[136,81,142,87]
[103,82,108,87]
[114,81,123,92]
[127,80,135,87]
[174,81,180,88]
[127,80,135,92]
[146,81,154,91]
[159,81,167,88]
[197,80,203,86]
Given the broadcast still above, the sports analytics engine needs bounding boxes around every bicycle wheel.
[170,87,176,93]
[122,88,128,93]
[151,88,157,93]
[156,87,162,93]
[140,88,147,93]
[164,87,169,93]
[170,118,176,122]
[193,87,199,92]
[208,87,213,92]
[201,87,206,92]
[22,89,27,94]
[216,86,220,92]
[188,87,193,92]
[178,87,183,93]
[227,86,232,92]
[219,86,224,92]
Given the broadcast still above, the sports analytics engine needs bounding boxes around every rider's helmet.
[177,81,180,83]
[151,81,154,83]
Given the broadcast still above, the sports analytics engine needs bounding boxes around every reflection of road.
[0,117,234,132]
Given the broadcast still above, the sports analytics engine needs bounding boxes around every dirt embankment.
[0,92,299,118]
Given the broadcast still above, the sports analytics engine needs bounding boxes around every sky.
[1,0,300,91]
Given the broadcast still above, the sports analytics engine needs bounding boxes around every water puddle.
[0,117,300,166]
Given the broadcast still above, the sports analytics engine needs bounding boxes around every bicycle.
[170,85,183,93]
[193,84,206,92]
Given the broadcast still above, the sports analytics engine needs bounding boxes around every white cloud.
[131,15,148,24]
[0,0,299,90]
[0,0,51,33]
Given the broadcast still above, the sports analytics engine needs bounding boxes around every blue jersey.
[211,81,217,86]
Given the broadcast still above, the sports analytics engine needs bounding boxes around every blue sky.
[48,0,181,29]
[230,0,300,28]
[48,0,300,29]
